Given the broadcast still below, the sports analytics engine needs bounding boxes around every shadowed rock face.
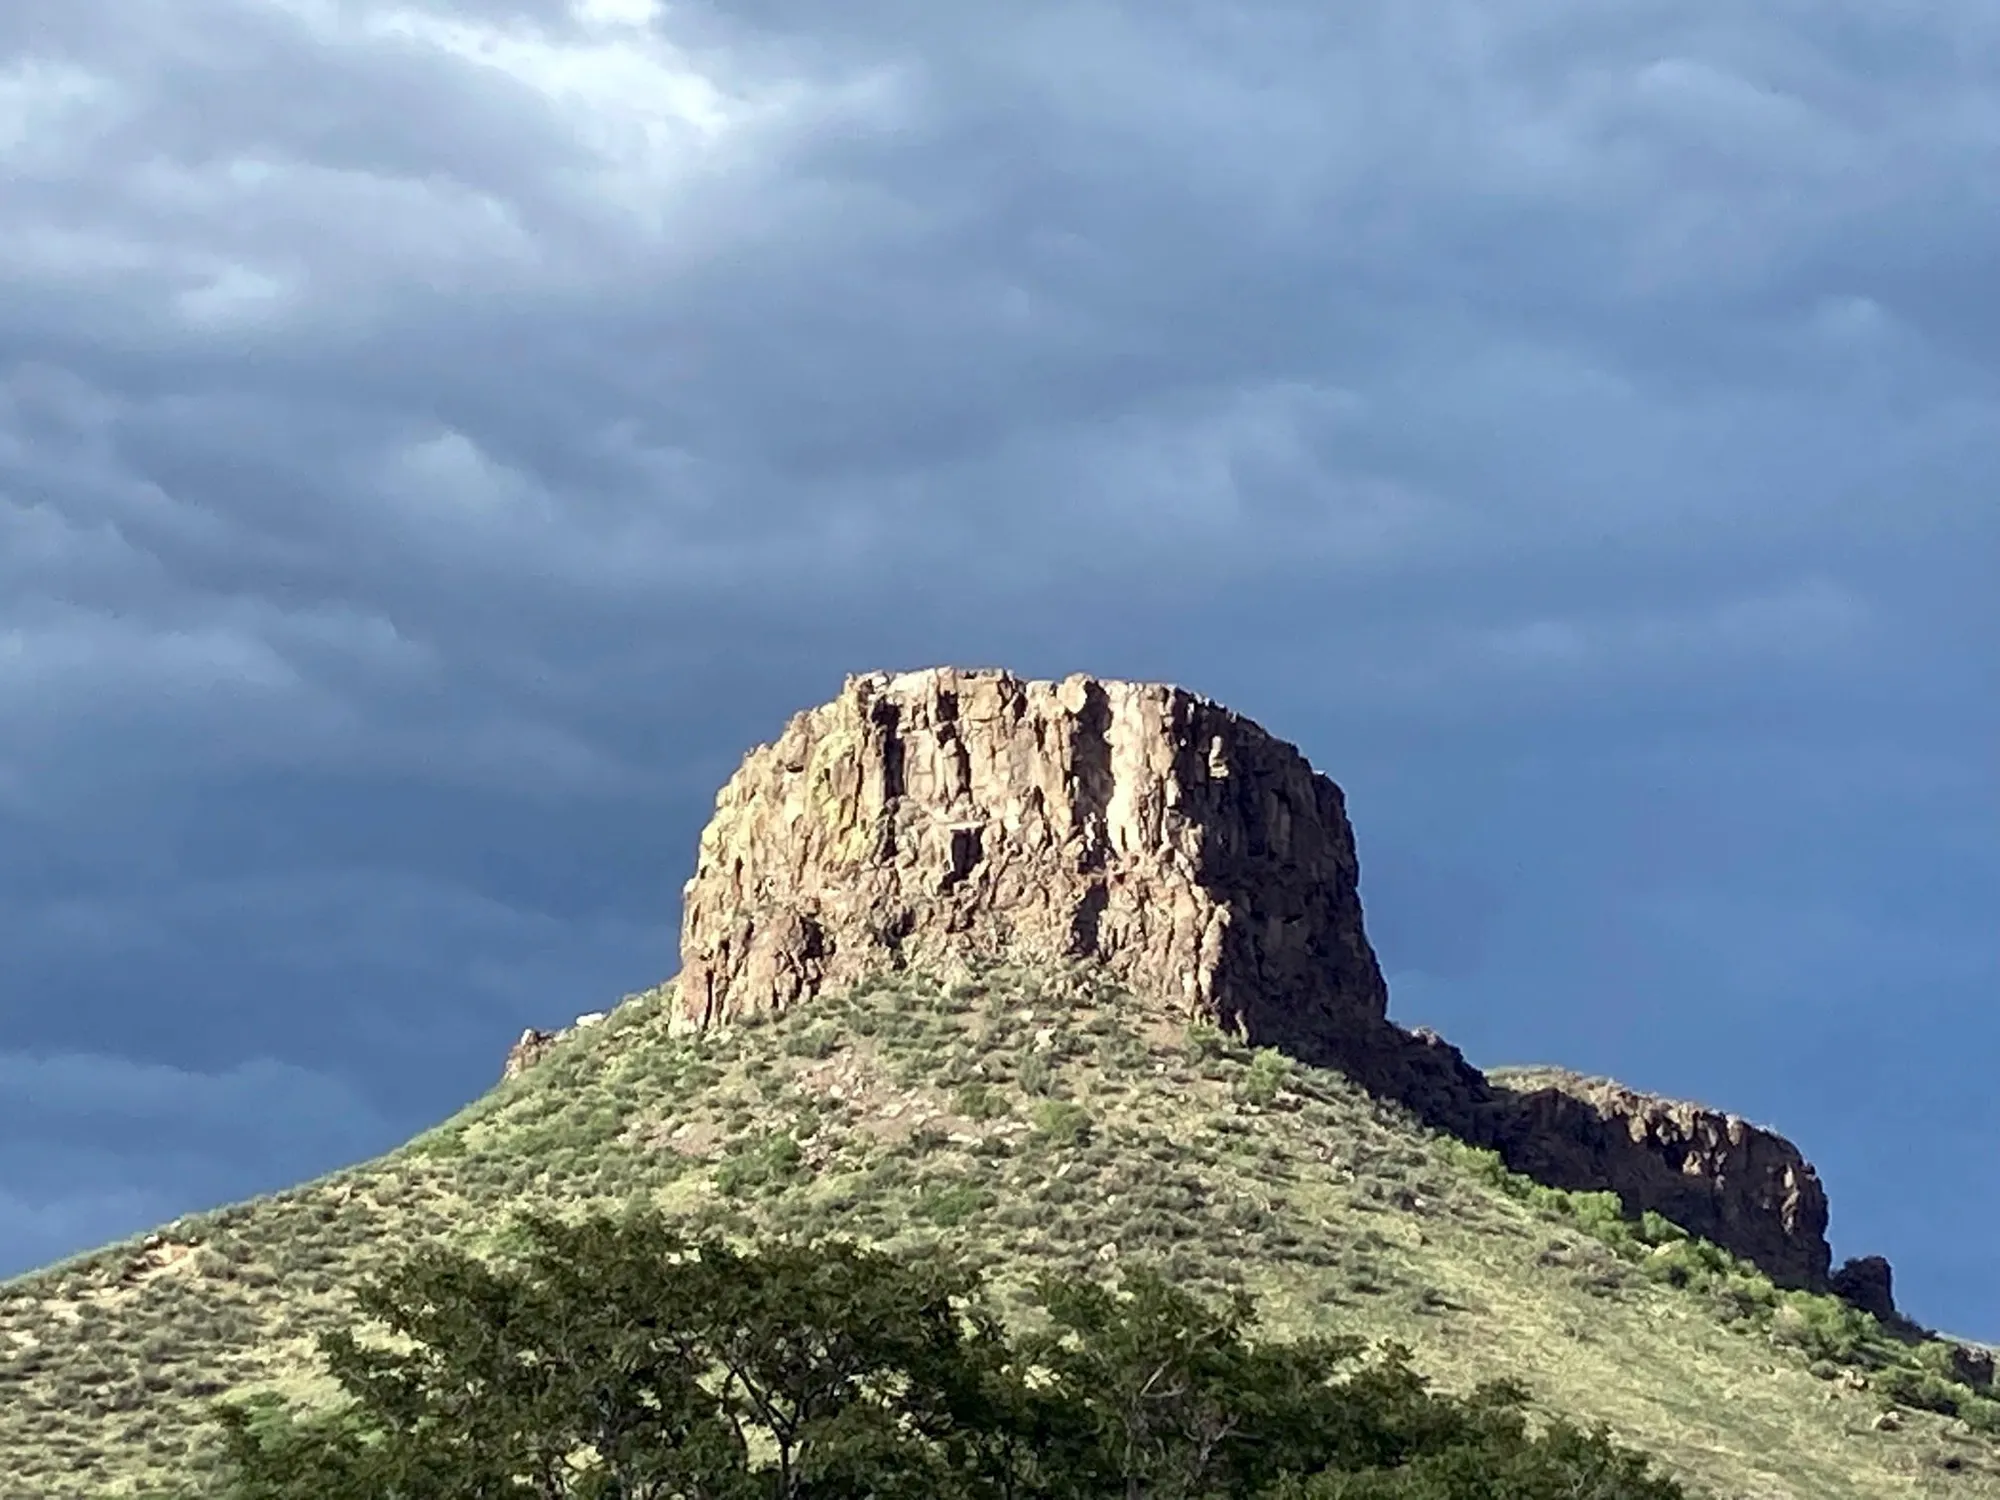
[523,666,1859,1295]
[1485,1069,1833,1291]
[1829,1254,1898,1323]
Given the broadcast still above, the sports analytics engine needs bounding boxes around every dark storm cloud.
[1,0,1994,1332]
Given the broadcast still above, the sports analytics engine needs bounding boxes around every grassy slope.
[1,963,1994,1500]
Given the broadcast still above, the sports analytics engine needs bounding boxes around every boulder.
[1947,1343,1995,1391]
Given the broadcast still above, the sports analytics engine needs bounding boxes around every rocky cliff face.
[1485,1068,1832,1291]
[677,667,1395,1062]
[1828,1254,1899,1324]
[521,667,1867,1298]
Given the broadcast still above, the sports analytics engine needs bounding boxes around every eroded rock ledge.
[518,667,1873,1300]
[1485,1068,1831,1291]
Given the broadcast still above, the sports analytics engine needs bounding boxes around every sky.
[1,0,1994,1339]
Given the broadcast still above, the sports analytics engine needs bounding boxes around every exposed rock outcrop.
[678,668,1406,1062]
[516,666,1864,1294]
[1829,1253,1898,1323]
[1485,1068,1831,1290]
[502,1012,607,1080]
[503,1028,562,1080]
[1949,1342,1996,1391]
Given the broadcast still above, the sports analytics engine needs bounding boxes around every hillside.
[5,666,1993,1499]
[2,961,1995,1498]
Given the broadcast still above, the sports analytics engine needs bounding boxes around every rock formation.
[1829,1254,1898,1323]
[516,667,1875,1297]
[1484,1068,1831,1290]
[677,667,1395,1061]
[502,1012,607,1080]
[1948,1342,1996,1392]
[503,1028,561,1080]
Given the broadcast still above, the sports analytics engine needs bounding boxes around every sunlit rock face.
[676,666,1394,1056]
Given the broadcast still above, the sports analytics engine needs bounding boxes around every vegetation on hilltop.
[0,963,1993,1499]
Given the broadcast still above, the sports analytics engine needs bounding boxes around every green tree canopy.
[195,1210,1691,1500]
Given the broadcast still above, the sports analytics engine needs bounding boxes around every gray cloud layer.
[2,0,1994,1332]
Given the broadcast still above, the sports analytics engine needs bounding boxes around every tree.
[215,1214,752,1500]
[194,1212,1693,1500]
[206,1211,994,1500]
[1021,1266,1363,1499]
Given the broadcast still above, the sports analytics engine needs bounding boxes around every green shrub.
[953,1083,1010,1121]
[713,1133,806,1198]
[413,1128,467,1160]
[1712,1272,1776,1320]
[1019,1052,1055,1096]
[1637,1210,1686,1245]
[1710,1274,1778,1322]
[1642,1238,1736,1292]
[1561,1189,1631,1242]
[1874,1364,1963,1416]
[1183,1023,1227,1061]
[1436,1140,1512,1191]
[1032,1101,1095,1148]
[1235,1047,1291,1107]
[1767,1293,1875,1365]
[916,1183,995,1227]
[1962,1394,2000,1435]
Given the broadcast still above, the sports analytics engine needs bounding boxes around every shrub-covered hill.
[2,963,1994,1499]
